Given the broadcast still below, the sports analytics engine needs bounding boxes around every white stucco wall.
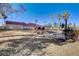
[6,24,34,30]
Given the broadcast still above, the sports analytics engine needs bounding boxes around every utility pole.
[35,19,38,32]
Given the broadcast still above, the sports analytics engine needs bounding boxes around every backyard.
[0,30,79,56]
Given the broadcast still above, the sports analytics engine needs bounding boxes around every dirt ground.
[0,30,79,56]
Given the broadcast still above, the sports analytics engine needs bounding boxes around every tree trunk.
[64,19,67,40]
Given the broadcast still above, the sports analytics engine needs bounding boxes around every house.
[25,23,38,30]
[5,21,43,30]
[6,21,26,30]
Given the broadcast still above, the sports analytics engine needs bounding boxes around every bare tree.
[0,3,26,30]
[0,3,18,30]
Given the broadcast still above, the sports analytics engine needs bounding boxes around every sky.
[0,3,79,26]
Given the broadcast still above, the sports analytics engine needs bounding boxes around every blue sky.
[0,3,79,25]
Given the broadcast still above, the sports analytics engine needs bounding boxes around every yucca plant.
[57,14,61,30]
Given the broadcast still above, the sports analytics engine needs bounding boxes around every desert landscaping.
[0,30,79,56]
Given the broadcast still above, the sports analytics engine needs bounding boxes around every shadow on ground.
[0,33,74,56]
[0,36,52,56]
[0,34,35,38]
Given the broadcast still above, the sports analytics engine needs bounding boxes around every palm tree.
[63,11,70,40]
[63,11,69,31]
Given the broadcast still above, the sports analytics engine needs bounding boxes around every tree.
[50,15,54,28]
[0,3,26,30]
[0,3,18,30]
[73,23,76,28]
[63,11,70,40]
[45,23,52,30]
[57,14,61,30]
[63,11,70,30]
[54,22,58,28]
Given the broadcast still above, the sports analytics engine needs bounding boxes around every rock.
[31,49,45,56]
[16,48,31,56]
[66,39,75,43]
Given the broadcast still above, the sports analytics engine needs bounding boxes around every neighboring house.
[6,21,26,30]
[73,25,79,30]
[5,21,42,30]
[26,23,39,30]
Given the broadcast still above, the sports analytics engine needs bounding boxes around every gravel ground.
[0,36,50,56]
[0,31,79,56]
